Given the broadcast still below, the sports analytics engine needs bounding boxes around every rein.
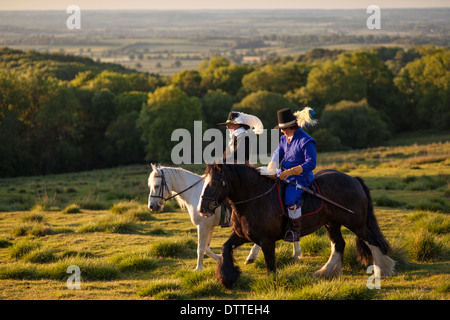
[204,167,278,210]
[231,178,278,206]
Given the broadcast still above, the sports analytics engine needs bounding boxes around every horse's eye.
[154,186,159,189]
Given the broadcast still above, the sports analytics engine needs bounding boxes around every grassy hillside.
[0,136,448,300]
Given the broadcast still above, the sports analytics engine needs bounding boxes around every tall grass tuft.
[40,257,120,280]
[62,203,81,214]
[110,250,159,272]
[9,238,41,259]
[110,200,153,221]
[150,237,196,258]
[409,228,444,262]
[0,234,12,248]
[407,210,450,234]
[22,247,56,263]
[21,212,44,223]
[9,238,56,263]
[300,233,328,256]
[254,242,297,269]
[373,195,405,208]
[11,222,54,237]
[110,201,139,214]
[77,214,138,234]
[292,279,378,300]
[0,263,39,280]
[137,280,182,298]
[250,265,315,299]
[178,267,227,298]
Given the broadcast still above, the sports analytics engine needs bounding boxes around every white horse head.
[147,164,198,212]
[147,164,171,211]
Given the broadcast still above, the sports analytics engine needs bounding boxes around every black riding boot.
[284,204,302,242]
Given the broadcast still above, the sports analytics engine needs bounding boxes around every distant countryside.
[0,9,449,75]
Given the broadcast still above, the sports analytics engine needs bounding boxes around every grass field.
[0,134,449,300]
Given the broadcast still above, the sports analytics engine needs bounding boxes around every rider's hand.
[279,165,303,180]
[267,161,277,176]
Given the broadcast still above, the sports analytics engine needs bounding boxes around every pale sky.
[1,0,449,10]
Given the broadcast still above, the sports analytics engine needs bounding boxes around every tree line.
[0,45,449,177]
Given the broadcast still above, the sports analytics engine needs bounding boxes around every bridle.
[150,169,204,207]
[201,167,230,211]
[202,165,278,212]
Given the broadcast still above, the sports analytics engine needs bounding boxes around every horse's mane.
[150,165,203,209]
[206,164,272,193]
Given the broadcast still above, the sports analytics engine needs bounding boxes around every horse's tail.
[354,177,392,265]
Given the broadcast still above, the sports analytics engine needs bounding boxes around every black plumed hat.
[274,108,297,129]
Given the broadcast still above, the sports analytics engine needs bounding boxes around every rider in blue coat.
[268,107,317,242]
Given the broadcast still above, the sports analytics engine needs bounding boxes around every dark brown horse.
[198,163,395,289]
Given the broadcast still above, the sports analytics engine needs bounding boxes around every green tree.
[105,111,144,165]
[200,57,252,95]
[0,70,33,176]
[172,70,204,97]
[311,128,345,152]
[88,71,131,93]
[292,60,367,115]
[336,50,397,128]
[138,86,203,162]
[394,49,450,130]
[113,91,147,115]
[90,88,116,129]
[76,88,116,168]
[319,99,390,149]
[234,91,296,129]
[201,89,234,129]
[242,62,311,94]
[32,84,84,173]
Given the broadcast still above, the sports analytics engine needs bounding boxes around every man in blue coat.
[268,107,317,242]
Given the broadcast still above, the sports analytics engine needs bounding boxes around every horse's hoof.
[244,258,255,265]
[313,268,341,278]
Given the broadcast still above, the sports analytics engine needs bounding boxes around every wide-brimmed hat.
[217,111,264,134]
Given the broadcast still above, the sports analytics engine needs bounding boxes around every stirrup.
[284,229,298,243]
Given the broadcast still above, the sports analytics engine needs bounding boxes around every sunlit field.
[0,134,448,300]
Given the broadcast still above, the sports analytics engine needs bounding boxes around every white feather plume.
[294,107,318,128]
[234,112,264,134]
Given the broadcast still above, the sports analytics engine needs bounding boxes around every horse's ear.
[151,163,157,171]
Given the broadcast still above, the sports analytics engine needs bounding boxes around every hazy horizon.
[1,0,449,11]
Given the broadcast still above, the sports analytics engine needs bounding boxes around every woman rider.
[217,111,263,226]
[267,107,318,242]
[217,111,263,164]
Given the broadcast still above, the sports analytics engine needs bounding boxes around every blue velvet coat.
[272,128,317,205]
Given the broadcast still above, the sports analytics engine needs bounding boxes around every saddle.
[277,179,323,217]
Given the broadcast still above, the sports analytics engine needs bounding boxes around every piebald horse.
[198,164,395,289]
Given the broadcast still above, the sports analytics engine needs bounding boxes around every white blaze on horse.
[147,164,301,271]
